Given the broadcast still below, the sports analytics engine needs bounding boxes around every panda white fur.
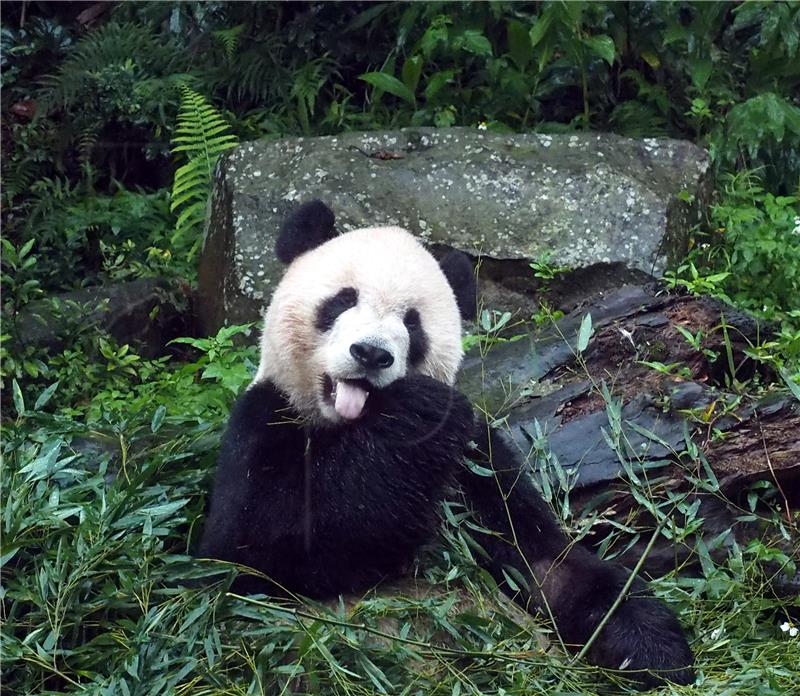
[199,200,694,688]
[256,223,465,424]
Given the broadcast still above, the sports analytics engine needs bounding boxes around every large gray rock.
[198,128,710,333]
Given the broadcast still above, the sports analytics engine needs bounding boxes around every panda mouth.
[323,375,372,420]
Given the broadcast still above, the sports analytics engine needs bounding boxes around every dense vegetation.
[2,2,798,694]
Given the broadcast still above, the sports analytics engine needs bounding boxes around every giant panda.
[199,200,694,688]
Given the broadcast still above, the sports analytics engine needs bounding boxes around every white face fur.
[254,226,465,424]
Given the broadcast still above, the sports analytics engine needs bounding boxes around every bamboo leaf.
[577,313,593,353]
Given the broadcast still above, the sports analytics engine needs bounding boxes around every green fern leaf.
[213,25,245,60]
[170,86,238,256]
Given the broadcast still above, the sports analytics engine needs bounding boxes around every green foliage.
[718,93,800,194]
[169,324,257,398]
[712,177,800,318]
[1,238,42,315]
[664,262,732,302]
[291,54,339,134]
[530,252,570,283]
[37,21,185,160]
[356,2,619,131]
[665,171,800,374]
[7,184,178,291]
[3,4,800,691]
[74,324,256,424]
[4,334,800,694]
[170,86,238,256]
[1,239,46,383]
[462,309,525,354]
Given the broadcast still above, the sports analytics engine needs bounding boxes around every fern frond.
[77,126,100,163]
[39,22,183,114]
[170,86,238,255]
[209,32,287,105]
[290,54,339,133]
[212,25,245,60]
[2,159,38,207]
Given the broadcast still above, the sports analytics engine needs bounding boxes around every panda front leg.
[302,374,476,593]
[457,425,694,689]
[198,379,311,594]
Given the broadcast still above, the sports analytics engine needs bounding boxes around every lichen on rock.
[198,128,710,333]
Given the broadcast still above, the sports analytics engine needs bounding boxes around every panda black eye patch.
[404,308,428,365]
[315,287,358,331]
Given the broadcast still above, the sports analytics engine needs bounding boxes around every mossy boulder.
[198,128,710,333]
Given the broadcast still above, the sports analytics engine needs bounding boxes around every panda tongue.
[334,380,369,420]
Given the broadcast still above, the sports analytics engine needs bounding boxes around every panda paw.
[586,593,695,690]
[354,375,474,459]
[369,375,473,430]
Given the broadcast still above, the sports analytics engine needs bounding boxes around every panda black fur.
[199,200,694,689]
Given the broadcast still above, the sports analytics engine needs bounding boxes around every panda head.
[255,200,477,425]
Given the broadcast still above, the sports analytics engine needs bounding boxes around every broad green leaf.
[397,5,421,47]
[577,313,593,353]
[169,336,211,349]
[457,30,492,57]
[689,57,713,90]
[529,13,553,48]
[2,238,18,265]
[781,368,800,403]
[424,70,455,100]
[401,55,423,94]
[359,71,416,104]
[561,1,586,23]
[706,272,731,283]
[18,238,35,259]
[419,15,450,57]
[507,19,532,70]
[641,50,661,68]
[12,379,24,416]
[344,2,390,33]
[663,24,689,46]
[583,35,616,65]
[215,323,253,343]
[34,382,60,411]
[151,405,167,433]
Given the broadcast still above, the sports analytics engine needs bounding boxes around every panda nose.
[350,342,394,370]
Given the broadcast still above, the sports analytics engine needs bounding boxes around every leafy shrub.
[717,94,800,195]
[664,170,800,375]
[10,186,178,292]
[712,175,800,318]
[37,21,186,169]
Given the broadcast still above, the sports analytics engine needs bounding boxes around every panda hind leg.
[537,543,694,689]
[457,426,694,689]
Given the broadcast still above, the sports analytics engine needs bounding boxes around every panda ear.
[439,250,477,321]
[275,200,337,264]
